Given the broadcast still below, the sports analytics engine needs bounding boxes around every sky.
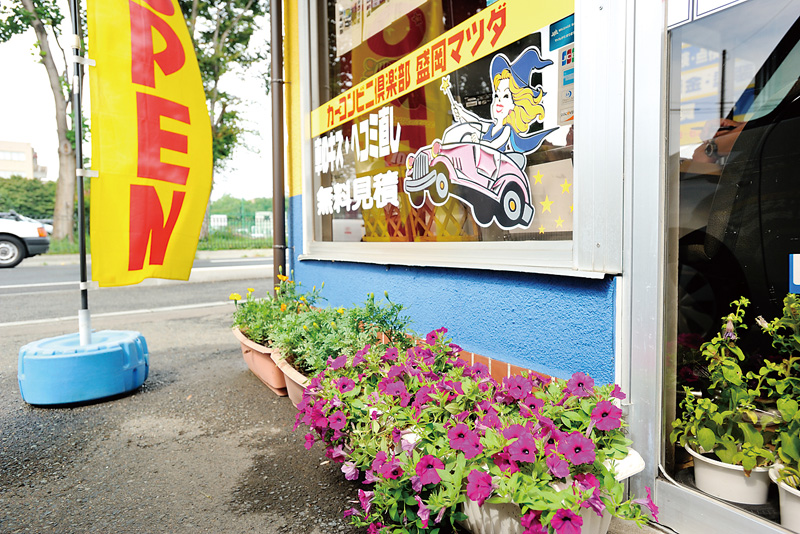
[0,5,273,202]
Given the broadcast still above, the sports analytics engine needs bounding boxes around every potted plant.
[297,328,657,533]
[751,294,800,529]
[271,292,413,407]
[670,298,776,505]
[230,274,321,395]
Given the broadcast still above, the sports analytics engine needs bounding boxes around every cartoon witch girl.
[443,46,556,176]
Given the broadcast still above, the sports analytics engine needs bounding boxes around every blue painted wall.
[287,195,617,384]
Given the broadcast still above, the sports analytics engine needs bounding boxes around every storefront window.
[311,0,575,244]
[665,0,800,522]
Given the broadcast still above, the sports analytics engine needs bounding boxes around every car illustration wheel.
[429,164,450,205]
[471,202,495,226]
[0,235,25,268]
[408,191,426,209]
[499,184,524,226]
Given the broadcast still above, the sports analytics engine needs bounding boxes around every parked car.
[0,211,50,268]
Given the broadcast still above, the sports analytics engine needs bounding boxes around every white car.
[0,212,50,268]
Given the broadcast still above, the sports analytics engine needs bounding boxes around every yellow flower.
[229,292,242,301]
[337,307,345,314]
[313,322,319,328]
[274,286,280,292]
[300,296,307,302]
[277,274,288,282]
[280,303,287,312]
[331,321,336,328]
[247,287,255,293]
[303,325,308,331]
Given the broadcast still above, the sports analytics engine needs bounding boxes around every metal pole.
[70,0,91,345]
[270,0,286,286]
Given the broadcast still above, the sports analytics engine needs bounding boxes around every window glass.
[665,0,800,520]
[312,0,574,243]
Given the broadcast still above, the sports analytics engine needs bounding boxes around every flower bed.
[295,328,658,534]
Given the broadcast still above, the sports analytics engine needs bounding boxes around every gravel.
[0,304,363,533]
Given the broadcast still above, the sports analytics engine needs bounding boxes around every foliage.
[670,298,777,472]
[0,175,56,216]
[297,329,657,533]
[271,293,414,377]
[751,294,800,489]
[230,272,322,346]
[210,194,273,219]
[178,0,268,171]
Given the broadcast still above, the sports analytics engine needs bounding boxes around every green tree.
[210,193,272,218]
[0,0,78,242]
[0,175,57,216]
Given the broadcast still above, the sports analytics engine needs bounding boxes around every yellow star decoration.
[440,76,451,93]
[555,216,565,228]
[560,178,572,194]
[538,225,546,234]
[570,204,574,213]
[532,170,543,185]
[539,195,554,213]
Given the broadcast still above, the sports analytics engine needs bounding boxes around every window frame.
[297,0,625,279]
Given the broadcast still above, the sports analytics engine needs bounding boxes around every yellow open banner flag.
[88,0,212,287]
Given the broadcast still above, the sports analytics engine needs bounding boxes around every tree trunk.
[21,0,75,242]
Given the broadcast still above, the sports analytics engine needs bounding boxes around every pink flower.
[465,469,493,506]
[551,508,582,534]
[491,451,519,474]
[304,433,315,450]
[611,384,626,400]
[558,432,596,465]
[521,511,547,534]
[329,354,347,369]
[565,372,594,397]
[359,489,374,516]
[546,453,570,478]
[508,434,538,463]
[590,400,622,431]
[337,377,356,393]
[633,486,659,521]
[469,362,491,380]
[414,496,431,528]
[415,455,445,485]
[426,330,439,345]
[329,410,346,430]
[574,473,600,492]
[371,451,387,472]
[325,444,347,463]
[342,461,359,480]
[503,375,532,400]
[379,458,404,479]
[343,507,358,518]
[367,523,382,534]
[522,395,544,412]
[503,424,527,440]
[448,423,483,459]
[383,347,398,361]
[352,353,365,366]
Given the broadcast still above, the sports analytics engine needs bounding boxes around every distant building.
[210,214,228,229]
[0,141,47,180]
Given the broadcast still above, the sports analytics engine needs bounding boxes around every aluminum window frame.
[297,0,625,279]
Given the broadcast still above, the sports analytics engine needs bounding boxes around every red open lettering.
[137,92,190,185]
[129,184,185,270]
[130,0,185,88]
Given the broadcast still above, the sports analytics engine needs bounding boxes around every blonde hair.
[493,69,545,133]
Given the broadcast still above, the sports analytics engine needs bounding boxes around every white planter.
[685,444,772,505]
[458,449,644,534]
[770,465,800,532]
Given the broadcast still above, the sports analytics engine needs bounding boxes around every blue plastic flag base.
[18,330,149,406]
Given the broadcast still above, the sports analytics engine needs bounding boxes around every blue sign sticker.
[550,14,574,50]
[790,254,800,293]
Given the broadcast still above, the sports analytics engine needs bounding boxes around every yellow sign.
[311,0,573,137]
[88,0,212,287]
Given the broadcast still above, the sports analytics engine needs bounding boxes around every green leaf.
[697,427,716,452]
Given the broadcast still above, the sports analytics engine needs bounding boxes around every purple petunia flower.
[521,511,547,534]
[565,372,595,398]
[383,347,398,362]
[371,451,387,473]
[465,469,493,506]
[590,400,623,431]
[336,377,356,393]
[508,433,538,463]
[367,523,382,534]
[448,423,483,459]
[415,454,445,485]
[326,444,347,463]
[546,453,570,478]
[415,496,431,528]
[557,432,596,465]
[342,461,359,480]
[633,486,659,521]
[363,469,379,484]
[358,489,374,516]
[410,475,423,492]
[304,433,316,450]
[522,395,544,412]
[503,424,527,440]
[491,451,519,474]
[329,354,347,370]
[379,458,404,479]
[574,473,600,492]
[551,508,583,534]
[611,384,626,400]
[470,362,491,380]
[343,507,359,518]
[426,330,439,345]
[503,375,532,400]
[328,410,346,430]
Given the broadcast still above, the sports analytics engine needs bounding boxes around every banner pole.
[70,0,91,346]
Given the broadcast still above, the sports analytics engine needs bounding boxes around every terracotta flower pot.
[271,352,310,408]
[232,327,287,396]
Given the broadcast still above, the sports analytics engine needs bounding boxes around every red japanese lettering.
[386,70,398,99]
[356,87,365,113]
[129,0,185,88]
[416,49,430,85]
[364,80,375,108]
[467,20,485,56]
[327,104,335,126]
[398,61,411,93]
[487,3,507,47]
[346,92,355,118]
[431,38,446,73]
[129,185,185,270]
[136,92,190,185]
[447,30,465,64]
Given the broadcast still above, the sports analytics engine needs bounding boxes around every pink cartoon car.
[404,139,534,229]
